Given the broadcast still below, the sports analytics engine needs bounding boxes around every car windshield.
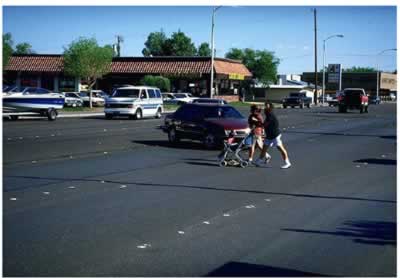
[112,89,140,98]
[79,92,89,97]
[204,106,243,119]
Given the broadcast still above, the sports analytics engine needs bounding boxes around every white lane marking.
[69,156,73,159]
[245,205,256,208]
[68,186,76,189]
[103,152,108,154]
[203,221,210,225]
[137,243,151,249]
[35,136,40,138]
[178,231,185,234]
[43,192,50,195]
[363,162,368,165]
[32,161,37,163]
[120,185,127,189]
[103,129,107,132]
[265,199,271,202]
[223,213,230,217]
[19,137,23,140]
[381,155,386,158]
[51,134,55,137]
[7,138,11,140]
[10,198,17,201]
[100,180,105,183]
[356,165,361,168]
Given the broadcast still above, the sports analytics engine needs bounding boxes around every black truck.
[282,92,312,109]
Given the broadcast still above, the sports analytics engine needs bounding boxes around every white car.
[79,90,106,107]
[62,92,83,107]
[105,86,163,120]
[163,93,198,104]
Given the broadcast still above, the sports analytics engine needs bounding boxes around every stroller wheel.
[240,161,249,168]
[219,160,228,167]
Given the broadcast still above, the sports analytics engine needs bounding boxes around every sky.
[2,5,397,74]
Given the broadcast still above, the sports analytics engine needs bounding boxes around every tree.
[197,42,211,56]
[63,37,113,108]
[142,30,197,56]
[343,66,377,73]
[162,31,197,56]
[14,42,34,54]
[3,33,13,69]
[142,30,167,56]
[140,75,170,92]
[225,48,280,86]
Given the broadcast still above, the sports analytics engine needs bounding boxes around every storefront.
[4,55,252,101]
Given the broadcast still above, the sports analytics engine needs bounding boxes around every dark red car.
[162,103,250,148]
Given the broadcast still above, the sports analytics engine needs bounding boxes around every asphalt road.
[3,103,396,276]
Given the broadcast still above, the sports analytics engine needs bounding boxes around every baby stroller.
[218,131,253,168]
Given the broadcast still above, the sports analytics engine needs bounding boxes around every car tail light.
[338,95,343,102]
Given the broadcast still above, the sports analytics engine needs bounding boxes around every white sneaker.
[281,161,292,169]
[265,154,272,164]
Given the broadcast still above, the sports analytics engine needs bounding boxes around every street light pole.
[376,48,396,99]
[322,34,344,106]
[210,6,221,98]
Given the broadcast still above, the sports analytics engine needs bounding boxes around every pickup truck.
[338,88,369,113]
[282,92,312,109]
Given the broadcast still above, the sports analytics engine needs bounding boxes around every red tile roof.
[5,55,252,77]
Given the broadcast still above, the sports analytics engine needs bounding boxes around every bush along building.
[4,54,252,102]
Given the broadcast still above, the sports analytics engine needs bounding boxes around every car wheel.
[134,109,143,120]
[203,133,218,149]
[283,105,287,109]
[307,103,311,108]
[10,115,19,121]
[300,103,304,109]
[168,127,180,144]
[155,108,162,119]
[105,114,113,120]
[291,106,295,108]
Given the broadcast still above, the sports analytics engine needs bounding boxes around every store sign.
[380,72,397,90]
[229,73,245,80]
[327,64,342,84]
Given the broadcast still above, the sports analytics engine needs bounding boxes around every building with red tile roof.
[4,54,252,99]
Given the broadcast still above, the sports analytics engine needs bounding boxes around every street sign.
[327,64,342,90]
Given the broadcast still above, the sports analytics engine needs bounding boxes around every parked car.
[79,90,106,106]
[369,95,381,105]
[162,103,250,149]
[62,92,83,107]
[162,92,198,105]
[104,86,163,120]
[282,92,312,108]
[192,98,228,105]
[338,88,369,113]
[318,95,333,103]
[162,93,179,104]
[327,96,339,107]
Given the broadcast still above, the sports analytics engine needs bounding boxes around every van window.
[113,89,140,98]
[148,89,156,98]
[155,89,161,98]
[140,90,148,99]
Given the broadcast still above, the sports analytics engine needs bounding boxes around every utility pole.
[116,35,124,57]
[210,6,222,98]
[313,8,318,105]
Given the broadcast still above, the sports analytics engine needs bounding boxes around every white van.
[104,86,163,120]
